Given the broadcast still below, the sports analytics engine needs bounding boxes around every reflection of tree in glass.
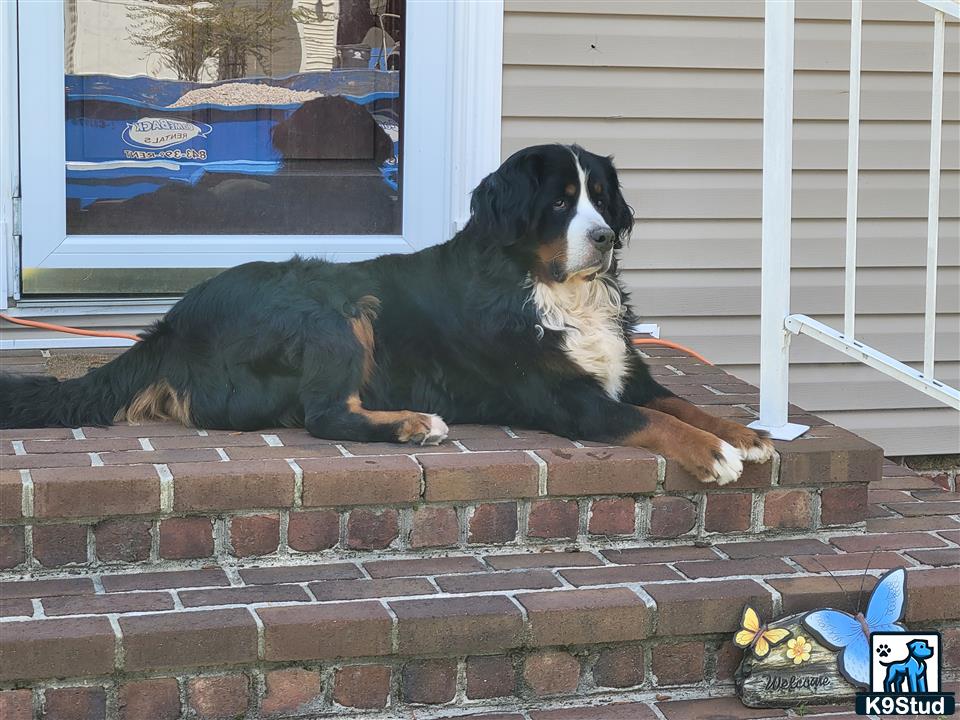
[128,0,295,81]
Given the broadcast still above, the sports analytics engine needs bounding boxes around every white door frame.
[0,0,19,309]
[9,0,502,291]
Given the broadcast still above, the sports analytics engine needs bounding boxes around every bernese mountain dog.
[0,144,773,484]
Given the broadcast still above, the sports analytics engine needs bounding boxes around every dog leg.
[304,394,448,446]
[645,396,775,464]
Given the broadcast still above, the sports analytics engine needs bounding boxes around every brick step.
[0,413,881,573]
[2,502,957,720]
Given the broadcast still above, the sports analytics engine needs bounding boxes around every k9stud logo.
[855,632,955,716]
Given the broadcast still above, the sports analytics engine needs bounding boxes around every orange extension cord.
[0,313,713,366]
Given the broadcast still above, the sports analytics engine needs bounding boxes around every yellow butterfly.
[734,606,791,658]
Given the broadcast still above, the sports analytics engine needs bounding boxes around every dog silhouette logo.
[856,631,955,716]
[870,633,940,695]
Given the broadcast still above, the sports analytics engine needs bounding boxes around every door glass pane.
[64,0,402,235]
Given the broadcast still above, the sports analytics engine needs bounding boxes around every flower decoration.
[786,635,813,665]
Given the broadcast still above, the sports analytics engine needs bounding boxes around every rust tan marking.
[117,379,193,426]
[619,407,741,484]
[534,237,568,282]
[349,295,381,386]
[345,395,446,444]
[564,183,577,197]
[646,396,774,463]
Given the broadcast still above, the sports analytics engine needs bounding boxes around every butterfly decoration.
[802,567,907,688]
[734,606,792,658]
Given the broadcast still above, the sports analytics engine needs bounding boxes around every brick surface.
[151,433,267,450]
[830,532,946,553]
[791,551,907,572]
[0,577,93,598]
[258,601,392,661]
[187,674,249,719]
[179,584,311,608]
[24,438,139,454]
[518,588,652,646]
[778,437,881,487]
[603,546,718,564]
[0,525,25,569]
[530,702,656,719]
[118,679,180,720]
[665,458,772,492]
[907,548,960,566]
[0,690,32,720]
[906,568,960,622]
[32,465,159,518]
[0,470,23,520]
[42,592,174,616]
[309,577,436,602]
[714,640,742,682]
[120,608,258,671]
[392,595,524,655]
[240,563,360,585]
[42,686,106,720]
[100,448,222,465]
[657,697,786,720]
[229,513,280,556]
[528,499,580,539]
[346,508,399,549]
[593,646,644,688]
[469,502,519,544]
[333,665,391,710]
[558,564,681,587]
[364,555,483,578]
[466,655,515,699]
[159,516,214,559]
[588,497,636,536]
[262,667,324,716]
[486,551,603,570]
[704,492,753,533]
[0,597,33,617]
[33,524,87,566]
[437,569,562,594]
[102,567,228,592]
[170,459,294,511]
[0,617,115,681]
[646,580,773,636]
[409,505,459,548]
[419,452,539,501]
[763,489,813,529]
[769,575,877,616]
[524,650,580,696]
[402,659,457,704]
[94,519,151,562]
[675,557,795,580]
[541,446,658,495]
[719,538,834,559]
[300,455,421,506]
[287,509,340,551]
[652,641,705,685]
[648,496,697,538]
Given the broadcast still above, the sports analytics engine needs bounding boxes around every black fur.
[0,144,675,445]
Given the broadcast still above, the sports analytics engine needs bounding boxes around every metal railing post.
[923,9,945,379]
[750,0,809,441]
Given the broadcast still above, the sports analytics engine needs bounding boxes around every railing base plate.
[748,420,810,441]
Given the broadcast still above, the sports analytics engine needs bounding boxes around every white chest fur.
[530,277,629,398]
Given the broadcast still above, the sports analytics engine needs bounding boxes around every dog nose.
[589,226,615,250]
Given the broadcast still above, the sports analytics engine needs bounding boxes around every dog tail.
[0,323,182,429]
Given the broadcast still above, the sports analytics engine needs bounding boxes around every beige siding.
[503,0,960,455]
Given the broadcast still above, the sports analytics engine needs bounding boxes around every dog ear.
[602,155,634,249]
[469,149,544,246]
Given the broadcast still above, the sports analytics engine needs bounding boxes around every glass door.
[18,0,456,295]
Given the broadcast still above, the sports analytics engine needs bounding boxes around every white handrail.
[923,9,945,379]
[754,0,960,440]
[844,0,862,340]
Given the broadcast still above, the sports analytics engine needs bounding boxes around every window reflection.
[65,0,403,235]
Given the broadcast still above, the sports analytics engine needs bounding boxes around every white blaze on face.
[564,150,612,274]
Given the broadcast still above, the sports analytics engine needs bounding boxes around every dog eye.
[594,198,605,210]
[552,198,568,211]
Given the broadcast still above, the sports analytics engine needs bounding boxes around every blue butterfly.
[802,567,907,688]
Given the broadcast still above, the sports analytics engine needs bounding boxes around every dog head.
[468,144,634,283]
[907,639,934,659]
